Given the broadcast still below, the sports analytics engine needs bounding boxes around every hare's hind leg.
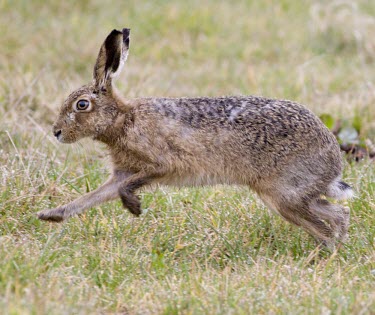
[260,193,336,248]
[281,202,336,248]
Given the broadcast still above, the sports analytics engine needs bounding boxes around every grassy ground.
[1,0,375,314]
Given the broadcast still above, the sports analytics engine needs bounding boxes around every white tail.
[326,179,354,200]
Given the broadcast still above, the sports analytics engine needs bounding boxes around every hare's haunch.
[37,28,353,249]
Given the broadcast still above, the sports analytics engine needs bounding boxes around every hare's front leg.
[37,171,131,222]
[118,172,164,216]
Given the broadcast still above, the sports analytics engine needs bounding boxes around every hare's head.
[53,28,130,143]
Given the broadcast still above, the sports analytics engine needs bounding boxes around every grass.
[1,0,375,314]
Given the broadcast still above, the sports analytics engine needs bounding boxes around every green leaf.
[319,114,335,130]
[352,112,363,134]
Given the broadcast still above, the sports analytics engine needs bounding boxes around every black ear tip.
[122,28,130,38]
[109,29,122,36]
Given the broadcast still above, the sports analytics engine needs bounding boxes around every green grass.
[1,0,375,314]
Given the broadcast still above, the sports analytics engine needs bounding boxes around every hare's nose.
[54,130,62,138]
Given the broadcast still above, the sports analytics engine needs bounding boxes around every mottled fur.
[38,28,353,249]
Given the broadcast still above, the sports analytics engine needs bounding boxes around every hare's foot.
[37,207,66,222]
[119,191,142,216]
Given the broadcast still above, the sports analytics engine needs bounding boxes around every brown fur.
[37,28,353,249]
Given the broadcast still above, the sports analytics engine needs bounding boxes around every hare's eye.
[75,99,90,111]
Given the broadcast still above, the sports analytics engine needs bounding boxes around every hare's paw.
[37,207,66,222]
[119,192,142,216]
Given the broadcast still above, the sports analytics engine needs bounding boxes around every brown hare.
[38,28,353,249]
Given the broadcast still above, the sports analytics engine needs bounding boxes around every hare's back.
[143,96,333,146]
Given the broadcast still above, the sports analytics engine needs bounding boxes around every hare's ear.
[93,28,130,90]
